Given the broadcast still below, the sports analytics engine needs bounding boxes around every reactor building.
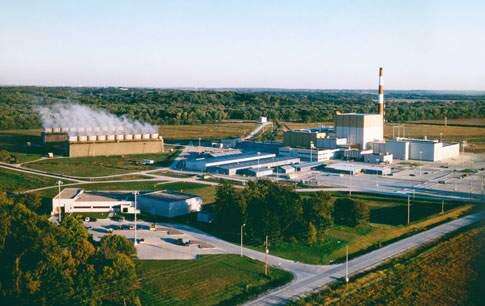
[335,67,385,150]
[41,126,164,157]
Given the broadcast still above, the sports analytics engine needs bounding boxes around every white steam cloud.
[36,103,157,136]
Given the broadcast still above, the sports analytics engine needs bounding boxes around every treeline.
[212,180,369,245]
[0,86,484,129]
[0,193,140,305]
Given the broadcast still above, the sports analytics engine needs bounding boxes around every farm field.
[24,151,179,177]
[0,167,62,192]
[294,225,484,306]
[411,118,485,127]
[159,122,257,140]
[248,193,473,265]
[137,255,292,306]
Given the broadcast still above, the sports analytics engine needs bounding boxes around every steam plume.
[36,103,157,136]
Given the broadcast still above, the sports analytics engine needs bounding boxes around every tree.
[307,222,317,245]
[213,181,246,235]
[333,197,370,227]
[0,192,140,305]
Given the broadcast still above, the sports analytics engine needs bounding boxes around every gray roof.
[140,191,200,202]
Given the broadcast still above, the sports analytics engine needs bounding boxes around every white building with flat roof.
[335,113,384,149]
[52,188,138,217]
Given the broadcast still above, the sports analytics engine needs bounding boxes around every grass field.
[294,225,484,305]
[0,167,62,192]
[159,122,257,140]
[137,255,292,306]
[411,118,485,127]
[24,151,179,177]
[158,181,217,204]
[244,193,473,265]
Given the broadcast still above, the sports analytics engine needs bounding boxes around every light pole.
[310,141,314,163]
[441,200,445,214]
[257,152,261,169]
[240,223,246,257]
[57,180,63,222]
[419,151,423,177]
[133,191,139,245]
[345,245,349,283]
[407,195,411,225]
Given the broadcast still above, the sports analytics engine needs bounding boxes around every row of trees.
[212,181,369,245]
[0,193,140,305]
[0,86,484,129]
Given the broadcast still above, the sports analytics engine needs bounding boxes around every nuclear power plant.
[41,126,164,157]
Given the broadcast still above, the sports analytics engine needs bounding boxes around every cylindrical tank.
[78,135,88,142]
[142,134,150,139]
[97,135,107,141]
[116,134,125,141]
[134,134,142,140]
[107,134,115,141]
[69,136,78,142]
[124,134,133,140]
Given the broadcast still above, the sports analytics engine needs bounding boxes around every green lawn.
[0,168,61,192]
[159,182,217,204]
[25,151,179,177]
[137,255,292,306]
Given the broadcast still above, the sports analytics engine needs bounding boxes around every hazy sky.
[1,0,484,90]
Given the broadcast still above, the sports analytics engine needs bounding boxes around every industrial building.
[283,126,334,148]
[334,68,385,149]
[185,152,276,171]
[335,113,384,149]
[371,138,460,161]
[137,191,202,218]
[324,163,391,176]
[41,127,164,157]
[52,188,138,217]
[279,147,338,162]
[208,156,300,175]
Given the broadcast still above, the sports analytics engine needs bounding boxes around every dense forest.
[0,86,484,129]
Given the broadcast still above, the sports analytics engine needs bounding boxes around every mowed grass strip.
[294,225,484,305]
[0,168,60,192]
[25,151,178,177]
[158,181,217,204]
[158,122,257,140]
[137,255,292,306]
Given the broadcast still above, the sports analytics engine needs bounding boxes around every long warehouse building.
[185,152,276,171]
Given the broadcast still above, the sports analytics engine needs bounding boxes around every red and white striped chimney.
[378,67,384,115]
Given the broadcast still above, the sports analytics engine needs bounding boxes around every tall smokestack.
[378,67,384,116]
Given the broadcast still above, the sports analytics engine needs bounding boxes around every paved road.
[245,212,484,305]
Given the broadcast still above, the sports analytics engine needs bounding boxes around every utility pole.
[345,245,349,283]
[240,223,246,257]
[133,191,139,245]
[264,235,269,276]
[57,180,63,222]
[407,195,411,225]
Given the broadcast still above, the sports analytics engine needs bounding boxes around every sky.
[1,0,484,90]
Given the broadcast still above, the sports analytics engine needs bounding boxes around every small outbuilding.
[138,191,202,218]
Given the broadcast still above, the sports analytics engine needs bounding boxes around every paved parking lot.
[86,219,226,260]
